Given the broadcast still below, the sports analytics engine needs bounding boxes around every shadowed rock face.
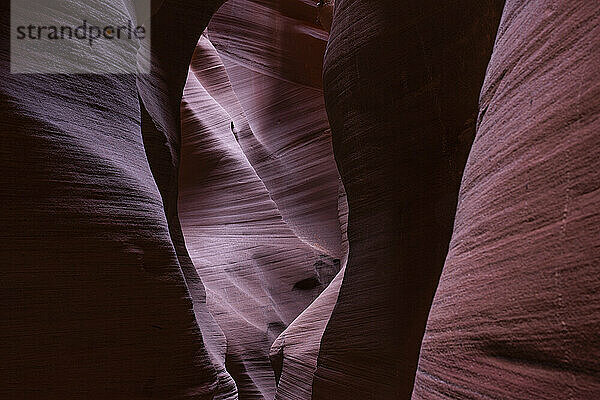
[3,0,600,399]
[1,0,225,398]
[313,1,505,398]
[413,1,600,398]
[2,0,344,397]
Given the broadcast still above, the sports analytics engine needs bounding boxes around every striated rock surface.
[1,0,225,398]
[178,1,345,399]
[313,0,505,398]
[207,0,341,256]
[270,180,348,400]
[413,1,600,398]
[270,266,345,400]
[3,0,345,397]
[5,0,599,399]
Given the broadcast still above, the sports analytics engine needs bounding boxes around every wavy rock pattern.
[413,1,600,398]
[1,0,225,398]
[4,0,600,399]
[207,0,340,256]
[270,179,348,400]
[178,1,345,399]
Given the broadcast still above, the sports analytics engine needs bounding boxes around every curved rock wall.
[178,1,345,399]
[207,0,341,256]
[313,1,505,398]
[4,0,600,399]
[413,1,600,398]
[1,0,225,398]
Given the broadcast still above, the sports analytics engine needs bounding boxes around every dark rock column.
[314,1,504,398]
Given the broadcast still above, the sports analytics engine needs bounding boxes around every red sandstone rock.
[1,1,225,397]
[4,0,600,399]
[270,181,348,400]
[413,1,600,398]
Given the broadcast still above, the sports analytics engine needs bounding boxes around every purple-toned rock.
[1,1,225,398]
[178,1,345,398]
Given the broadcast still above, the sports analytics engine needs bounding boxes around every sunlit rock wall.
[178,1,346,399]
[4,0,599,399]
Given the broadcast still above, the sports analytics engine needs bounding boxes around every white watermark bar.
[11,0,151,74]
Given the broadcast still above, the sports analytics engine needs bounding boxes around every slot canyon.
[2,0,599,399]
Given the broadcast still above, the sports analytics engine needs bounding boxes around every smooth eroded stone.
[314,0,504,398]
[414,1,600,398]
[179,1,345,397]
[1,1,224,397]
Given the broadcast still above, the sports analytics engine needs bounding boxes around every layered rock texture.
[178,2,347,399]
[413,1,600,398]
[3,0,600,399]
[2,0,226,397]
[313,1,506,398]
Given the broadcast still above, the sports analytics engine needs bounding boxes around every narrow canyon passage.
[179,1,600,399]
[2,0,599,399]
[178,2,346,398]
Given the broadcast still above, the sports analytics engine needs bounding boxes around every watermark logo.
[11,0,151,74]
